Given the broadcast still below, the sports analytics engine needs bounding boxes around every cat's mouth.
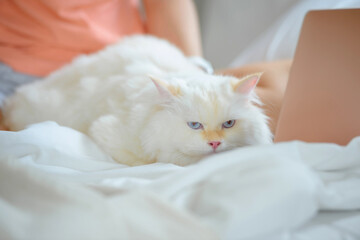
[207,148,226,155]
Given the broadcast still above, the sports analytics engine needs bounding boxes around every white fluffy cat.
[3,35,272,166]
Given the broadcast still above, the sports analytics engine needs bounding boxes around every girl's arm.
[143,0,202,56]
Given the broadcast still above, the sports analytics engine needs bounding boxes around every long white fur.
[3,35,272,166]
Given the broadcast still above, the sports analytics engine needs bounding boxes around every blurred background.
[194,0,300,68]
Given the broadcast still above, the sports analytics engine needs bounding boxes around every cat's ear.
[232,73,262,95]
[149,75,179,101]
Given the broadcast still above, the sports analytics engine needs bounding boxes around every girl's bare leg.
[217,59,292,135]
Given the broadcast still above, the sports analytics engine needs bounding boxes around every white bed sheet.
[0,122,359,240]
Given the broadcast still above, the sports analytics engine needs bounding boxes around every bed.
[1,1,360,240]
[1,122,359,240]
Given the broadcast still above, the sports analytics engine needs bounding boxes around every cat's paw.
[89,115,153,166]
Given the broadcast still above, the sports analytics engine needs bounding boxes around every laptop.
[274,9,360,145]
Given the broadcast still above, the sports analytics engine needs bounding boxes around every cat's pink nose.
[208,141,221,150]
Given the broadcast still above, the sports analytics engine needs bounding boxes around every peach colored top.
[0,0,145,76]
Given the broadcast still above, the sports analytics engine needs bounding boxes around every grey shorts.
[0,62,38,107]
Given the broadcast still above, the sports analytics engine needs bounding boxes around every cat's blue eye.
[187,122,203,130]
[222,120,236,128]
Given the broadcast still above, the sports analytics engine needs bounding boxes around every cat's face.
[142,73,272,165]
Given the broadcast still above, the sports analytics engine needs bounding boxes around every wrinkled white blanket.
[0,122,359,240]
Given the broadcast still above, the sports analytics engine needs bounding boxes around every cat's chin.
[204,149,227,157]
